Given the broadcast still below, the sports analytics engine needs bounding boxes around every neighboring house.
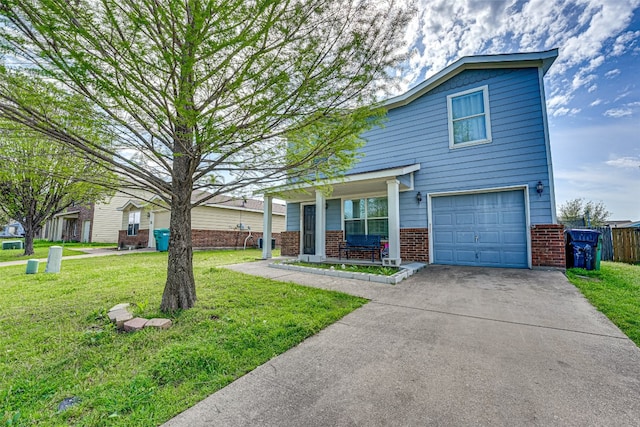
[45,192,141,243]
[117,194,286,249]
[0,221,25,238]
[261,49,564,269]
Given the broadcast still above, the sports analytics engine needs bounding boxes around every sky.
[397,0,640,221]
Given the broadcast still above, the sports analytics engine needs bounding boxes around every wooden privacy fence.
[592,227,613,261]
[569,227,639,264]
[611,227,640,263]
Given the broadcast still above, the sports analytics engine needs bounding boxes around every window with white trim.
[343,197,388,239]
[447,85,492,148]
[127,211,140,236]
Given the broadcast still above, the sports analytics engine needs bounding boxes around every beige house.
[117,194,286,249]
[46,192,146,243]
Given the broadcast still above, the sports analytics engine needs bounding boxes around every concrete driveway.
[164,263,640,426]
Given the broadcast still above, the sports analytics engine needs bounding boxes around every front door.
[82,220,91,243]
[303,205,316,255]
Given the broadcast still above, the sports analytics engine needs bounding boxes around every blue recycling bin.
[153,228,170,252]
[565,229,601,270]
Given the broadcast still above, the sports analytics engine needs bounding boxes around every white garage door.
[432,190,528,268]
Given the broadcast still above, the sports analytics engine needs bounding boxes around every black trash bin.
[565,229,601,270]
[258,237,276,250]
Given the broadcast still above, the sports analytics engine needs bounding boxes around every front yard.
[0,250,366,426]
[567,261,640,346]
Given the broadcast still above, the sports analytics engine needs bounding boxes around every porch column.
[314,190,326,261]
[262,195,273,259]
[385,179,401,266]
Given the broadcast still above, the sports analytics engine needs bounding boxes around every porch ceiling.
[264,163,420,202]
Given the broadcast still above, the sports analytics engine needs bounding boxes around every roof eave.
[384,48,559,110]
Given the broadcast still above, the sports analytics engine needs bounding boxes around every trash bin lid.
[565,229,601,244]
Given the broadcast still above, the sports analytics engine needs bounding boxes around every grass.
[290,261,399,276]
[0,239,117,263]
[0,249,366,426]
[566,261,640,346]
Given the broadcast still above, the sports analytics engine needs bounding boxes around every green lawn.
[0,249,366,426]
[566,261,640,346]
[0,240,117,263]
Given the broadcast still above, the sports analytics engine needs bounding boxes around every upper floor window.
[127,211,140,236]
[343,197,388,239]
[447,85,492,148]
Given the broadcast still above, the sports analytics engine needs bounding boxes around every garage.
[431,189,528,268]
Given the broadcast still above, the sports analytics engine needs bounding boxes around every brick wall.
[531,224,565,268]
[326,230,344,258]
[118,229,149,248]
[119,229,281,250]
[191,229,280,249]
[281,231,300,256]
[400,228,429,262]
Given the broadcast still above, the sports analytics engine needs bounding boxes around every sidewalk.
[0,246,156,268]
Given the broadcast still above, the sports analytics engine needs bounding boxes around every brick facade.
[118,229,281,250]
[118,229,149,249]
[191,229,280,249]
[400,228,429,262]
[531,224,565,268]
[280,231,300,256]
[326,230,344,258]
[63,204,95,242]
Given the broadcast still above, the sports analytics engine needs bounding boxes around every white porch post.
[314,190,326,261]
[262,195,273,259]
[385,179,402,266]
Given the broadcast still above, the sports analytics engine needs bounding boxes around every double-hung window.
[343,197,388,239]
[447,85,492,148]
[127,211,140,236]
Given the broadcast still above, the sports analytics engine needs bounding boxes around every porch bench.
[339,234,381,262]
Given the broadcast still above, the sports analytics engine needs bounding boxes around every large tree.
[0,83,114,255]
[558,198,611,227]
[0,0,413,311]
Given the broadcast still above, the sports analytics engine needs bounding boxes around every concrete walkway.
[164,261,640,426]
[0,246,155,268]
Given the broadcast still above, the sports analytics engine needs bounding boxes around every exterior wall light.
[416,191,423,204]
[536,181,544,196]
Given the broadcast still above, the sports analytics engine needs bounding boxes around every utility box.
[565,229,601,270]
[153,228,170,252]
[45,246,63,273]
[2,240,24,250]
[26,259,39,274]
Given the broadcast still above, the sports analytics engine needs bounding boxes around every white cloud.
[590,99,602,106]
[604,108,632,118]
[606,157,640,168]
[611,30,640,56]
[553,107,581,117]
[402,0,640,115]
[587,84,598,93]
[627,101,640,107]
[604,69,621,78]
[615,91,632,102]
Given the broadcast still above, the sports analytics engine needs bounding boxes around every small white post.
[45,246,63,273]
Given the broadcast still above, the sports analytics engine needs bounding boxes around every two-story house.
[259,49,565,269]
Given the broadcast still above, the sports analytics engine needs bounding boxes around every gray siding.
[356,67,552,227]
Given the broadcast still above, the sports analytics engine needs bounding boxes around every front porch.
[260,164,422,266]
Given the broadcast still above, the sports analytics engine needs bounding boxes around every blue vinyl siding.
[326,199,342,231]
[286,203,300,231]
[357,67,552,228]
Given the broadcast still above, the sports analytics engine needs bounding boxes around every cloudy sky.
[399,0,640,220]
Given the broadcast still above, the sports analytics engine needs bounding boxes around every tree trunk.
[23,223,34,256]
[160,175,196,312]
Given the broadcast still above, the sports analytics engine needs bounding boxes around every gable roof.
[384,49,558,110]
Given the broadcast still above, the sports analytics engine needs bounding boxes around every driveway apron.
[164,262,640,426]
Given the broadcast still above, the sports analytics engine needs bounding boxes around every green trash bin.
[154,228,170,252]
[595,233,602,270]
